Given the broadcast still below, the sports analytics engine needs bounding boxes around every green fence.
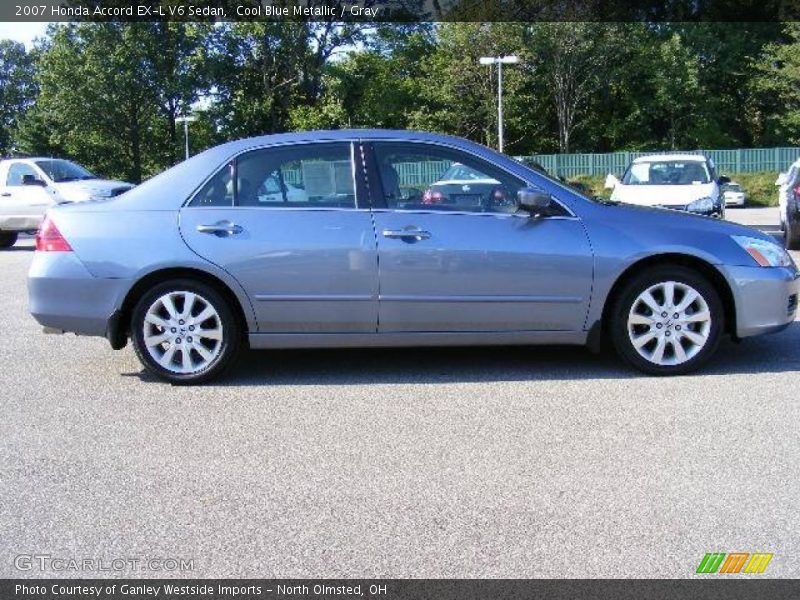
[518,147,800,178]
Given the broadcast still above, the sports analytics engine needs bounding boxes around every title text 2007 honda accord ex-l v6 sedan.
[28,130,799,383]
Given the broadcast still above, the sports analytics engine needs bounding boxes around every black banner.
[3,580,800,600]
[2,0,800,23]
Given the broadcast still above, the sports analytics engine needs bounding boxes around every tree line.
[1,21,799,183]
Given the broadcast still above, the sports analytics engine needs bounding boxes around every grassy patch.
[564,172,780,207]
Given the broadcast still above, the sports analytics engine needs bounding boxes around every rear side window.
[190,142,357,209]
[192,161,234,206]
[237,143,355,208]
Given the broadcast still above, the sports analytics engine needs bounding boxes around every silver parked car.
[29,130,799,383]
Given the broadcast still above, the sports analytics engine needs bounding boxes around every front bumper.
[723,265,800,338]
[28,251,130,338]
[724,196,746,207]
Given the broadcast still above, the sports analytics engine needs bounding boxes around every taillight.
[793,183,800,198]
[36,216,72,252]
[422,189,443,204]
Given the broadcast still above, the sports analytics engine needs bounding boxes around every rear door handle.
[196,220,244,237]
[0,193,10,197]
[382,227,431,241]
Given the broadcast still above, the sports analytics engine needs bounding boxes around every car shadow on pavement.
[203,321,800,386]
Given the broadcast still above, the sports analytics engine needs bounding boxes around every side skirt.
[248,330,588,350]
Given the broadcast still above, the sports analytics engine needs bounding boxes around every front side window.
[189,143,357,209]
[622,160,711,185]
[6,163,40,186]
[372,143,527,214]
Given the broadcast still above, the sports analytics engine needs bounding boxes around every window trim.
[362,140,575,218]
[184,140,367,210]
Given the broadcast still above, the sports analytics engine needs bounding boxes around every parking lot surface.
[1,207,799,578]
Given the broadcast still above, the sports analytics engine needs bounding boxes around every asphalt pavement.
[1,206,799,578]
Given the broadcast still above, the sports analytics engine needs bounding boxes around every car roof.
[209,129,494,154]
[632,153,707,163]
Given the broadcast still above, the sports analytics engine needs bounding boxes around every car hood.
[611,182,715,206]
[602,200,776,244]
[53,179,134,202]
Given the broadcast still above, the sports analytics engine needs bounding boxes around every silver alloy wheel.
[142,291,223,374]
[627,280,712,366]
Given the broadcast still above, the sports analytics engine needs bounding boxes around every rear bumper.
[723,265,800,338]
[28,251,130,338]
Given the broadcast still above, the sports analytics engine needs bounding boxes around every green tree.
[651,32,702,149]
[751,23,800,146]
[0,40,37,155]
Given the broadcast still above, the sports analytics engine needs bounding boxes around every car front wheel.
[0,232,18,248]
[131,280,241,384]
[610,267,723,375]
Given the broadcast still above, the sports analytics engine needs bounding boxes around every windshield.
[622,160,711,185]
[34,159,95,182]
[440,164,493,181]
[726,184,742,192]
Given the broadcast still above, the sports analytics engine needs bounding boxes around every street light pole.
[175,114,197,161]
[479,55,520,153]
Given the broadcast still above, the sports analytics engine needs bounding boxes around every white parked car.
[722,182,746,207]
[776,158,800,231]
[0,157,133,248]
[605,153,728,218]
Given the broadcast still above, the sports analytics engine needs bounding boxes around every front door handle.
[382,227,431,241]
[196,220,244,237]
[0,192,11,197]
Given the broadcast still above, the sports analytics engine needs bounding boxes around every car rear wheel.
[131,279,241,384]
[0,232,18,248]
[610,266,723,375]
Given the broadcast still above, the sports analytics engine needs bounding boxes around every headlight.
[732,235,794,267]
[686,197,714,213]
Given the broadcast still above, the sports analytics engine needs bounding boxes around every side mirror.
[22,174,46,187]
[604,174,619,190]
[717,175,731,186]
[776,172,787,186]
[517,188,552,216]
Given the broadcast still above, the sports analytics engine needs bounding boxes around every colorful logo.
[696,552,773,574]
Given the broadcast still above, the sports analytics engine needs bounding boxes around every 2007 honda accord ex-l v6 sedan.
[28,130,800,383]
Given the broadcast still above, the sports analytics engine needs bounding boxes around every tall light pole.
[479,55,519,153]
[175,114,197,161]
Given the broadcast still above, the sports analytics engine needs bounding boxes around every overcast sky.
[0,22,49,48]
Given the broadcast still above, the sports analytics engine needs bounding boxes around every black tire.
[131,279,242,384]
[610,266,724,376]
[0,232,18,248]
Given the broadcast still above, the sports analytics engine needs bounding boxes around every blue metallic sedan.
[28,130,799,383]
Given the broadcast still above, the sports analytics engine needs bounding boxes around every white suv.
[605,153,728,218]
[0,157,133,248]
